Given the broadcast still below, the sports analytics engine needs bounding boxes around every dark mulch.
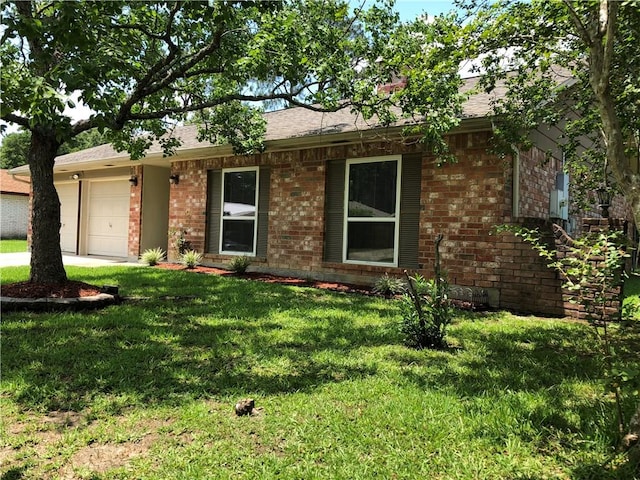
[157,263,374,295]
[1,281,102,299]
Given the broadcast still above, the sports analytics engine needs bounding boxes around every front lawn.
[1,266,638,479]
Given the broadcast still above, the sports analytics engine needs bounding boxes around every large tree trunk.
[28,129,67,284]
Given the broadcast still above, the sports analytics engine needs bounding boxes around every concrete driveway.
[0,252,139,268]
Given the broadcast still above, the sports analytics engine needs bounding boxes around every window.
[206,167,270,257]
[220,167,258,255]
[324,155,420,268]
[344,156,401,265]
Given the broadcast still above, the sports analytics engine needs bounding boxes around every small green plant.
[140,247,166,266]
[180,249,203,269]
[372,273,405,296]
[400,272,453,350]
[228,255,251,274]
[399,234,453,350]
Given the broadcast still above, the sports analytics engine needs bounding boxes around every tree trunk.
[28,130,67,284]
[586,0,640,233]
[585,2,640,459]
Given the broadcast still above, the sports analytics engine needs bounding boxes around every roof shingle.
[0,169,30,195]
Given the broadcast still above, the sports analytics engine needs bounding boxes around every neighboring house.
[0,169,30,239]
[9,75,635,316]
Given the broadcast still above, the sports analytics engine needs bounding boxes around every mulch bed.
[1,280,102,299]
[1,264,374,299]
[156,263,374,295]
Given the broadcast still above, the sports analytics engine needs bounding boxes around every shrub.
[400,272,453,350]
[169,228,192,254]
[140,247,165,266]
[228,255,251,274]
[180,250,203,269]
[372,273,405,296]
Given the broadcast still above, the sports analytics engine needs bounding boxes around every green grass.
[0,238,27,253]
[623,272,640,321]
[1,266,639,479]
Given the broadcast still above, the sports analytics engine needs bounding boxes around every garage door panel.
[91,180,130,196]
[87,180,130,257]
[87,236,128,258]
[89,201,129,218]
[87,217,129,237]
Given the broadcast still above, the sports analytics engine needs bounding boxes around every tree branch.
[562,0,594,46]
[1,113,30,129]
[125,91,351,121]
[601,0,618,82]
[113,24,225,128]
[70,118,99,136]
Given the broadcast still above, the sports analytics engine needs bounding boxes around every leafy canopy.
[369,0,639,221]
[1,0,398,157]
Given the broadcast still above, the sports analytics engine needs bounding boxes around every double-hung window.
[220,167,259,255]
[343,156,401,265]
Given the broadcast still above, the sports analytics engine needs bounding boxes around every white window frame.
[219,166,259,256]
[343,155,402,266]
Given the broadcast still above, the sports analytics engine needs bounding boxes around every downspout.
[511,145,520,220]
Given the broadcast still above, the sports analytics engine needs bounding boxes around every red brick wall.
[562,218,626,321]
[500,147,567,314]
[492,218,565,315]
[607,195,633,222]
[164,132,583,316]
[268,149,325,271]
[518,148,562,219]
[168,141,421,270]
[167,160,208,259]
[418,132,513,295]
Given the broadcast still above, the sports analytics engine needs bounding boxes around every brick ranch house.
[0,169,30,239]
[10,75,634,316]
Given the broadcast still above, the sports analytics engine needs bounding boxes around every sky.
[1,1,460,138]
[391,0,459,21]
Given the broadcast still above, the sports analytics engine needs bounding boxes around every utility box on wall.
[549,173,569,220]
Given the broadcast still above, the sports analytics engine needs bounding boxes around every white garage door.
[87,180,130,257]
[57,183,79,254]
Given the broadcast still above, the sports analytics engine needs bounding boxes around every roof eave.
[9,115,494,176]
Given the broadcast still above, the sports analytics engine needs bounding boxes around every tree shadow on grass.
[2,271,395,412]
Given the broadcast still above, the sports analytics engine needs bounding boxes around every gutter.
[11,173,31,185]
